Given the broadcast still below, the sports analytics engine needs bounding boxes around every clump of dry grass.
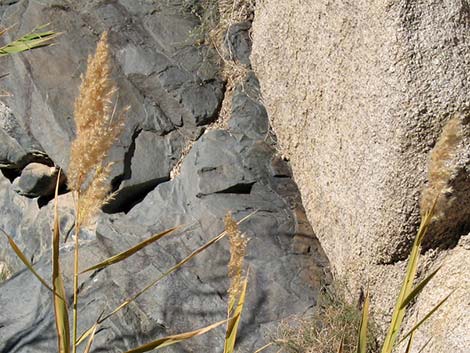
[420,115,463,218]
[210,60,250,130]
[169,140,194,179]
[185,0,254,129]
[276,282,379,353]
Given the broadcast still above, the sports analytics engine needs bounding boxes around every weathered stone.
[105,129,184,212]
[226,21,252,66]
[251,0,470,350]
[0,0,223,189]
[0,102,46,169]
[404,234,470,353]
[0,75,330,351]
[0,169,80,272]
[12,162,62,197]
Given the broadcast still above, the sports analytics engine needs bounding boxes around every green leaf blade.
[400,267,441,310]
[357,290,370,353]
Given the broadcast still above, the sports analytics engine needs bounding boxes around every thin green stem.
[72,193,81,353]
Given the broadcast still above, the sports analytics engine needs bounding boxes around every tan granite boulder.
[251,0,470,351]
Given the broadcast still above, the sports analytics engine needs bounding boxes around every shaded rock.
[226,21,252,66]
[0,102,46,169]
[12,163,62,197]
[105,129,184,212]
[0,172,77,275]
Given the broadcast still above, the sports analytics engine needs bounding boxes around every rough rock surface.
[12,162,62,198]
[0,102,47,169]
[251,0,470,351]
[0,0,330,352]
[0,0,223,198]
[0,77,330,352]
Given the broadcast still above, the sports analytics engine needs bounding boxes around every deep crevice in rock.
[214,181,255,194]
[103,177,170,214]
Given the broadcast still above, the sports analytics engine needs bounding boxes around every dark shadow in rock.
[0,167,21,182]
[423,166,470,253]
[103,177,170,214]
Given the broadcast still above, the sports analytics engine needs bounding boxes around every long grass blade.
[399,291,453,343]
[80,226,179,274]
[400,267,441,310]
[417,338,432,353]
[82,323,98,353]
[337,336,345,353]
[76,325,97,346]
[75,311,104,353]
[52,170,71,353]
[0,26,59,57]
[104,229,227,320]
[224,275,249,353]
[357,290,370,353]
[77,229,228,344]
[77,212,257,344]
[380,209,434,353]
[0,229,56,295]
[253,342,275,353]
[404,330,414,353]
[124,319,228,353]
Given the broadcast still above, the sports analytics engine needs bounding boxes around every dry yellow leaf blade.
[124,319,229,353]
[52,171,71,353]
[80,226,179,274]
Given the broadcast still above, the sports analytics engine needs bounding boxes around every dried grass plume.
[67,32,127,226]
[224,212,248,307]
[420,115,463,218]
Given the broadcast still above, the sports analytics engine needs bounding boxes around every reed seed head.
[67,32,127,226]
[224,212,248,307]
[67,32,126,192]
[420,115,463,218]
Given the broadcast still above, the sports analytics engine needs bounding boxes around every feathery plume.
[224,212,248,308]
[67,31,126,193]
[420,115,463,218]
[76,164,114,227]
[67,32,127,226]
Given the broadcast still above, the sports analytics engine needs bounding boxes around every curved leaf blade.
[400,267,441,310]
[0,229,64,301]
[224,275,249,353]
[80,226,179,274]
[399,291,453,343]
[124,319,228,353]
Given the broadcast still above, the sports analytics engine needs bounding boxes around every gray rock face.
[0,0,223,190]
[0,75,330,353]
[0,1,330,352]
[105,129,185,212]
[0,102,46,169]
